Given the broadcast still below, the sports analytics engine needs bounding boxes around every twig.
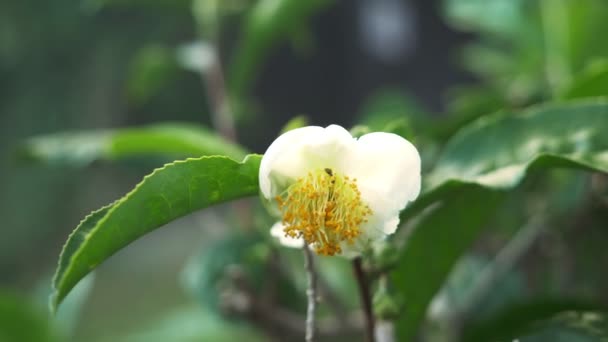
[303,244,317,342]
[202,48,237,142]
[220,264,363,340]
[353,257,375,342]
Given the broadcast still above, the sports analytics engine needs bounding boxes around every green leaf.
[0,292,58,342]
[181,233,266,313]
[111,306,266,342]
[51,155,262,311]
[461,298,607,342]
[560,60,608,100]
[394,185,504,341]
[394,99,608,340]
[228,0,333,96]
[280,115,309,134]
[19,123,248,167]
[442,0,527,37]
[429,99,608,190]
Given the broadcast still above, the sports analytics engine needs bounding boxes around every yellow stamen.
[275,168,372,256]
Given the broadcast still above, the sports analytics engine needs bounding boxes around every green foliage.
[51,155,262,310]
[0,292,58,342]
[127,45,180,104]
[280,115,309,134]
[181,233,266,312]
[228,0,333,96]
[394,186,504,341]
[111,306,266,342]
[393,99,608,340]
[9,0,608,339]
[461,298,608,342]
[560,60,608,100]
[19,123,248,167]
[429,99,608,189]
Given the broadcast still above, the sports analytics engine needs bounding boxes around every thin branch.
[303,244,317,342]
[219,263,363,340]
[353,257,375,342]
[202,49,237,142]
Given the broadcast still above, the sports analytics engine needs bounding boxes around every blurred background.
[2,0,608,341]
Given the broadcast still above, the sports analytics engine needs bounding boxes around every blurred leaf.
[280,115,309,134]
[393,99,608,340]
[111,306,266,342]
[438,85,505,140]
[192,0,252,39]
[357,89,427,139]
[442,0,526,37]
[461,298,607,342]
[560,60,608,100]
[428,255,524,322]
[127,45,180,104]
[181,233,265,312]
[0,292,58,342]
[83,0,191,11]
[228,0,333,96]
[393,185,504,341]
[33,274,95,339]
[19,123,248,167]
[51,155,262,310]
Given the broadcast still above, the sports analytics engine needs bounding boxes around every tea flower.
[260,125,421,257]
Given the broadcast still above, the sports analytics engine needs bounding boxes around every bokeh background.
[2,0,608,341]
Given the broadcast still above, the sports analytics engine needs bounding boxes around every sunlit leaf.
[51,155,262,310]
[20,123,248,167]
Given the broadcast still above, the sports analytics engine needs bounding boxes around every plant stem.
[353,257,375,342]
[203,48,237,142]
[303,245,317,342]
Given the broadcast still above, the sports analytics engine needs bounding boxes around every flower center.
[275,168,373,256]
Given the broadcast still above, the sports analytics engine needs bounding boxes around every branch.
[353,257,375,342]
[303,244,317,342]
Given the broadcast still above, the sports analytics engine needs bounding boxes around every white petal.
[270,221,305,248]
[259,125,355,199]
[347,132,421,234]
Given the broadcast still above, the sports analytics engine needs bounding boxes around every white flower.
[259,125,421,257]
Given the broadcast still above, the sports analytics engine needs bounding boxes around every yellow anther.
[274,168,372,256]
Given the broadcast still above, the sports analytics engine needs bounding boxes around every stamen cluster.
[275,168,373,256]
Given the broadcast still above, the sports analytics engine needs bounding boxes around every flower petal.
[259,125,354,199]
[270,221,304,248]
[348,132,421,234]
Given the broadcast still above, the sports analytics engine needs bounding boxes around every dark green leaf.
[394,185,504,341]
[19,123,248,167]
[51,155,262,311]
[461,298,607,342]
[394,99,608,340]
